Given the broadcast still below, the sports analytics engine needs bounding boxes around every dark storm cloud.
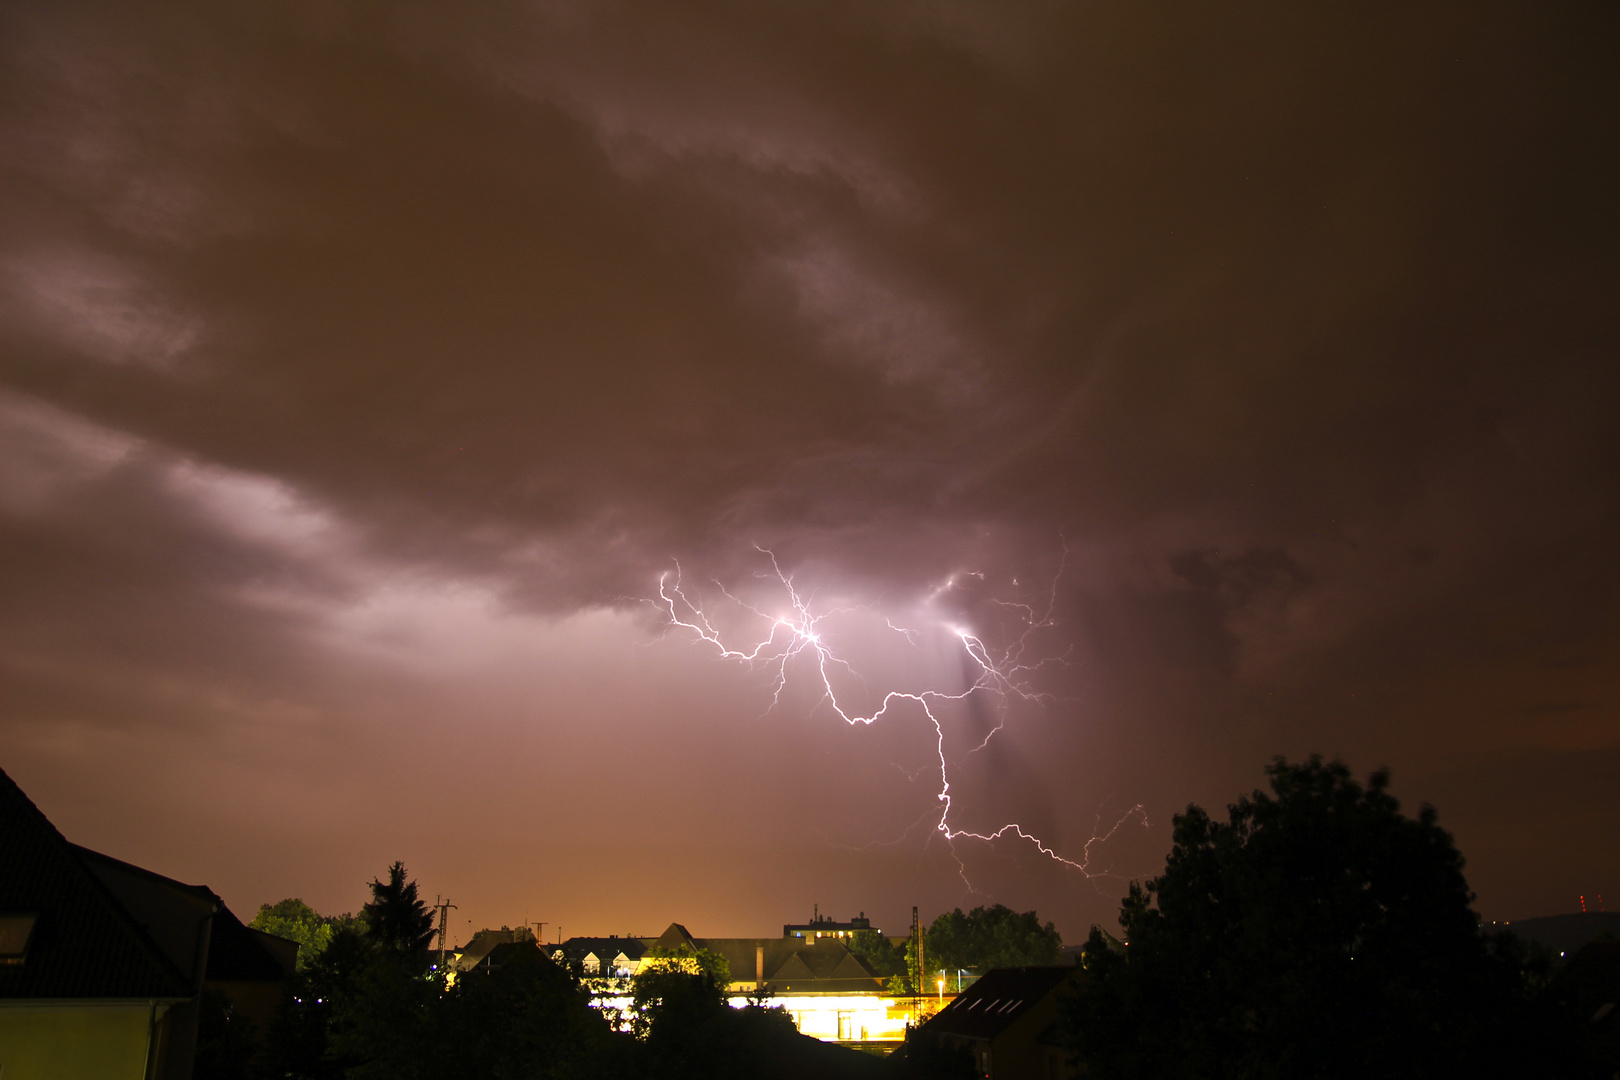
[1,0,1614,928]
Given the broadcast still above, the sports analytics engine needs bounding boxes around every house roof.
[660,934,884,992]
[920,966,1079,1041]
[72,844,218,984]
[0,766,196,1000]
[456,928,534,971]
[468,940,552,971]
[562,923,887,994]
[652,922,697,952]
[558,937,649,963]
[204,906,296,982]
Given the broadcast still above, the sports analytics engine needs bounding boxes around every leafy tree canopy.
[250,898,355,971]
[633,948,732,991]
[1065,757,1567,1080]
[848,929,905,979]
[921,904,1063,978]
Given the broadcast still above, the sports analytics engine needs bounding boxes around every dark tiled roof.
[684,936,883,992]
[653,923,696,952]
[921,966,1078,1041]
[470,940,552,970]
[0,767,194,1000]
[457,929,534,971]
[205,906,294,982]
[558,937,649,962]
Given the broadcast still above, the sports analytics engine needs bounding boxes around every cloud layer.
[2,0,1615,936]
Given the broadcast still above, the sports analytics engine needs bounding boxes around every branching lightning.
[654,546,1147,885]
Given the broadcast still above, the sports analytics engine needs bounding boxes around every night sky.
[2,1,1614,944]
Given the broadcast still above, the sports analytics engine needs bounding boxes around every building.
[0,766,295,1080]
[552,934,649,978]
[783,909,875,941]
[1546,941,1620,1075]
[912,965,1082,1080]
[553,914,915,1045]
[453,926,537,973]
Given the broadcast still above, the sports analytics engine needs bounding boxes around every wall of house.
[989,994,1063,1080]
[0,1002,162,1080]
[583,989,913,1042]
[742,993,909,1042]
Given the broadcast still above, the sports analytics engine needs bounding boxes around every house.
[454,926,537,973]
[460,938,553,976]
[552,934,649,977]
[0,766,294,1080]
[1547,940,1620,1075]
[912,965,1082,1080]
[783,910,876,941]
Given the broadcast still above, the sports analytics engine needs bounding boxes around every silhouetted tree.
[264,922,374,1080]
[265,862,431,1079]
[1064,757,1573,1079]
[914,904,1062,982]
[361,861,435,965]
[334,940,616,1080]
[193,987,259,1080]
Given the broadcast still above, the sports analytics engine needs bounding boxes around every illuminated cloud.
[0,0,1612,935]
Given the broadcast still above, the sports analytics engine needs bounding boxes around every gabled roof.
[468,940,552,971]
[72,844,218,984]
[618,930,886,992]
[559,937,649,963]
[205,906,296,982]
[456,928,532,971]
[652,923,697,952]
[921,966,1079,1041]
[772,952,817,981]
[0,767,195,1000]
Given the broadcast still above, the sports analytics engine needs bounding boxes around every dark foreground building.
[0,766,294,1079]
[911,965,1081,1080]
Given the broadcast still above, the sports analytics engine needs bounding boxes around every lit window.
[0,914,36,965]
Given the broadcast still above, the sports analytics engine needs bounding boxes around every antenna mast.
[433,895,458,972]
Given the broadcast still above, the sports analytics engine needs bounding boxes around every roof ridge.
[69,843,217,899]
[0,766,198,999]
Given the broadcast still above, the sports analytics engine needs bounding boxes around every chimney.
[756,944,765,988]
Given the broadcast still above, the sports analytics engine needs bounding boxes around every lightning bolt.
[654,545,1147,886]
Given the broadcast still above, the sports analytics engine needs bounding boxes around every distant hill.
[1490,912,1620,956]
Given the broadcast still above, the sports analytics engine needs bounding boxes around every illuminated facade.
[555,915,921,1044]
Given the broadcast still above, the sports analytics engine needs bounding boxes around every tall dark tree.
[265,863,433,1079]
[265,923,374,1080]
[1063,757,1571,1080]
[361,861,435,963]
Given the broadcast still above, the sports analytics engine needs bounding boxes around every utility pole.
[433,896,458,972]
[910,907,923,1002]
